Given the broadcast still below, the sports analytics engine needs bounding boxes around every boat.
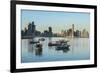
[48,42,60,46]
[30,41,39,44]
[56,40,69,44]
[39,38,45,41]
[48,40,69,46]
[56,43,70,50]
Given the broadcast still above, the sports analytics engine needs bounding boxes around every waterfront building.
[48,27,53,37]
[67,29,72,37]
[81,29,89,38]
[72,24,74,38]
[27,21,36,36]
[75,30,81,38]
[61,30,66,37]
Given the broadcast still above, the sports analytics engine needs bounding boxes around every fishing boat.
[55,44,70,53]
[30,41,39,44]
[56,44,70,50]
[48,42,60,46]
[48,40,69,46]
[56,40,69,44]
[39,38,45,41]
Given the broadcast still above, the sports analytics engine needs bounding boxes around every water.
[21,37,90,63]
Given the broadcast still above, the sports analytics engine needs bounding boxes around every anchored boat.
[56,43,70,50]
[48,40,69,46]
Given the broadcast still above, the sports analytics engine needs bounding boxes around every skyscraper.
[81,29,89,38]
[32,21,35,32]
[27,21,36,36]
[48,27,52,37]
[72,24,74,38]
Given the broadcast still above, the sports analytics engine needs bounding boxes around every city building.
[48,27,53,37]
[72,24,74,38]
[21,20,89,38]
[61,30,67,37]
[27,21,36,36]
[74,30,81,38]
[81,29,89,38]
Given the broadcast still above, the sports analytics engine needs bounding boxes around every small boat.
[56,45,70,50]
[48,42,60,46]
[56,40,69,44]
[30,41,39,44]
[39,38,45,41]
[56,43,70,50]
[48,40,69,46]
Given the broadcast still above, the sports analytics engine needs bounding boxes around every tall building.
[32,21,35,32]
[67,24,74,38]
[27,21,36,36]
[67,29,72,37]
[72,24,74,38]
[81,29,89,38]
[49,27,52,33]
[61,30,67,37]
[75,30,81,38]
[43,30,49,37]
[48,27,52,37]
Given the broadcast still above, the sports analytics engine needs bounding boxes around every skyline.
[21,10,90,33]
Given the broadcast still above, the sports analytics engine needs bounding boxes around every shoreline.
[21,36,89,39]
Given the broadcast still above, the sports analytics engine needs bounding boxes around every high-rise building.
[43,30,49,37]
[67,24,74,38]
[75,30,81,38]
[32,21,35,32]
[67,29,72,37]
[81,29,89,38]
[49,27,52,33]
[27,21,36,36]
[61,30,67,37]
[48,27,52,37]
[72,24,74,38]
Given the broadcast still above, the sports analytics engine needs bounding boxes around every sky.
[21,10,90,33]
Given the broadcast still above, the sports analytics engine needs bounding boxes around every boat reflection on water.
[28,38,70,55]
[35,47,43,56]
[39,38,45,41]
[48,39,70,53]
[26,39,43,57]
[35,43,43,56]
[55,44,70,53]
[28,37,70,55]
[55,47,70,53]
[22,37,90,62]
[27,39,34,53]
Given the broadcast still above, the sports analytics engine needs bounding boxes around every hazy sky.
[21,10,90,33]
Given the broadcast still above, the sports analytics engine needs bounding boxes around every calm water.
[21,37,90,63]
